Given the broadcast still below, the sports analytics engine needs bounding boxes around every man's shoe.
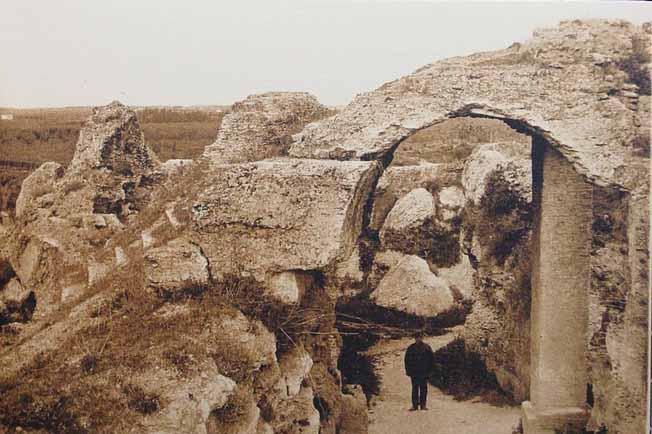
[409,407,418,411]
[420,407,428,411]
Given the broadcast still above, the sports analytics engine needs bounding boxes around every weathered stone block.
[192,159,381,279]
[144,238,209,296]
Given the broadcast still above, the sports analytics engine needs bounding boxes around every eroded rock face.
[460,142,534,401]
[331,245,365,296]
[15,162,65,220]
[0,93,357,434]
[18,101,161,224]
[5,101,168,321]
[276,346,313,399]
[140,364,236,434]
[371,254,454,318]
[584,187,649,433]
[72,101,158,172]
[144,238,209,297]
[203,92,332,164]
[459,137,649,434]
[191,159,381,280]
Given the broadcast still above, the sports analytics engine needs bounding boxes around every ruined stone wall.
[460,140,533,401]
[461,136,648,434]
[585,187,649,433]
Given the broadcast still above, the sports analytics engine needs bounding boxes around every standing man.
[404,331,434,411]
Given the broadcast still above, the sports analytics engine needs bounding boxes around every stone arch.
[287,20,649,432]
[394,107,597,434]
[351,103,601,433]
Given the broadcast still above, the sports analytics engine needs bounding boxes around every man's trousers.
[410,376,428,409]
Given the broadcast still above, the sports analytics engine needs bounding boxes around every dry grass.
[0,106,224,165]
[212,273,333,355]
[0,251,331,432]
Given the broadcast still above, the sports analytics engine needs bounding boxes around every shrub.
[212,273,330,355]
[210,343,257,383]
[0,392,87,434]
[80,354,98,374]
[122,384,160,414]
[163,349,193,376]
[468,169,532,266]
[616,35,651,95]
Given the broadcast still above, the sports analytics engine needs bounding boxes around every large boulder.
[369,163,458,231]
[191,159,381,280]
[379,188,434,252]
[203,92,332,164]
[380,188,434,238]
[370,254,454,318]
[461,142,531,207]
[379,187,462,267]
[434,253,474,299]
[367,249,406,291]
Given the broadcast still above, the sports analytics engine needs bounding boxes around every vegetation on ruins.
[617,35,651,95]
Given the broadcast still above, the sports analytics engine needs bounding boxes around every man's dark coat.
[404,340,434,378]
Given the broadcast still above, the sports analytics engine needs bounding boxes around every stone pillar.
[522,140,591,434]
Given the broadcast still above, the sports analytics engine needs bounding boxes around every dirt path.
[366,331,521,434]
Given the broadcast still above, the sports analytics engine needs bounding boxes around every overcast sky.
[1,1,650,108]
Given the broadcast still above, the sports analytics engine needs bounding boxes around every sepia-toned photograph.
[0,1,650,433]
